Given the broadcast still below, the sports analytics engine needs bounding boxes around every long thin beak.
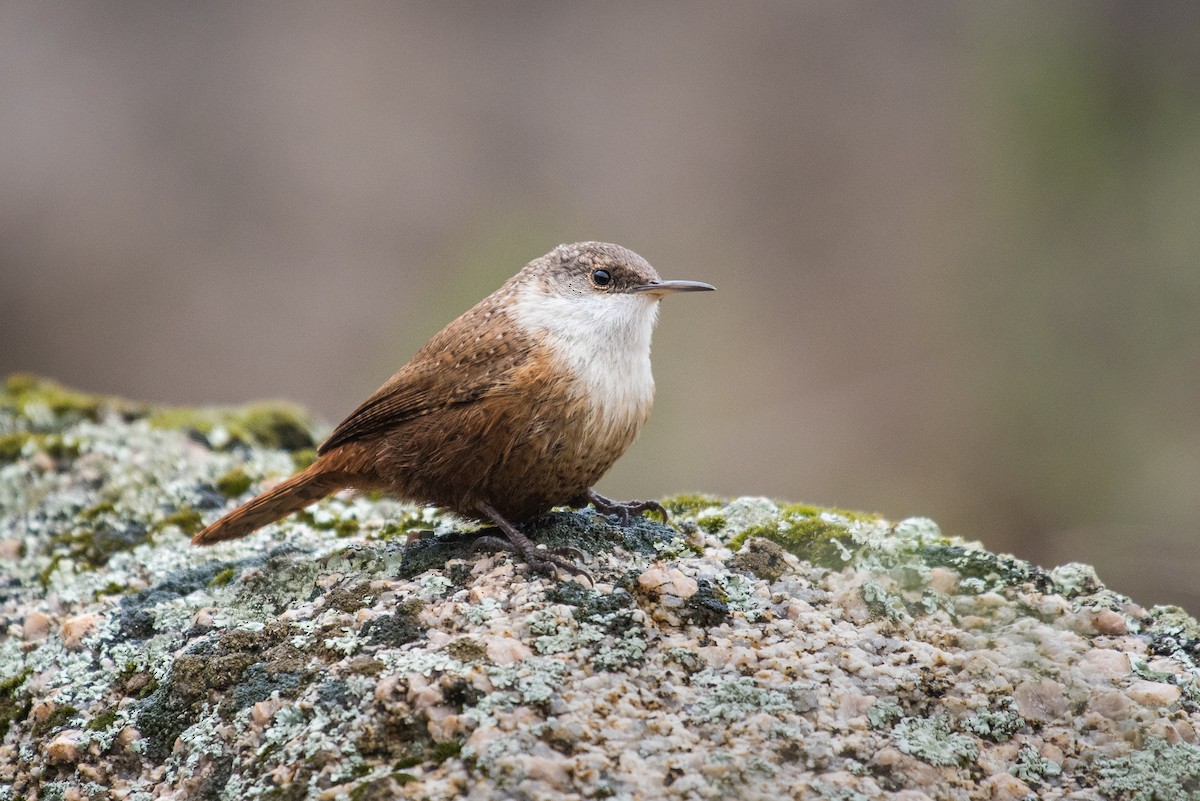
[630,279,716,296]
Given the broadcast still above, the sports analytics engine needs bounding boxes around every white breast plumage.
[511,283,659,449]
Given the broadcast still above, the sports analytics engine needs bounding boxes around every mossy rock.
[1,375,318,453]
[148,402,316,452]
[729,512,858,569]
[1,374,146,429]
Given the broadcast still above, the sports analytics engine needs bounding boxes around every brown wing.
[318,301,528,455]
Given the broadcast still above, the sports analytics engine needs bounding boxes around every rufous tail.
[191,462,348,546]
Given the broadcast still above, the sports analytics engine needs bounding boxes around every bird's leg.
[472,502,593,584]
[576,488,669,525]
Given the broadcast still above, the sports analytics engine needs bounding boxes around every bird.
[192,242,714,579]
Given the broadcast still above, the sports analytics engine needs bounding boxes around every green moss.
[729,513,856,569]
[0,433,28,464]
[216,468,254,498]
[43,435,81,462]
[37,553,65,588]
[348,780,376,801]
[158,507,204,536]
[148,401,315,452]
[302,511,364,538]
[431,741,462,762]
[0,432,84,464]
[86,708,120,731]
[143,624,309,728]
[144,407,214,437]
[0,374,128,425]
[79,501,117,521]
[209,567,237,588]
[779,502,822,517]
[0,669,33,739]
[370,521,424,541]
[32,704,79,736]
[235,403,317,451]
[1,373,40,396]
[661,493,727,517]
[782,501,877,523]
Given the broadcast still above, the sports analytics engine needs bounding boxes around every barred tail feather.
[191,464,346,546]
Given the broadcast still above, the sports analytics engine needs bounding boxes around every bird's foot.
[473,505,593,585]
[580,488,669,525]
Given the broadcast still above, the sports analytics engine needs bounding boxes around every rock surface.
[3,375,1200,800]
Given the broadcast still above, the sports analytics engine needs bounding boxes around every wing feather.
[318,303,528,455]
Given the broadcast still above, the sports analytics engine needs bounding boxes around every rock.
[1092,607,1128,635]
[1013,678,1067,723]
[46,729,85,764]
[637,566,699,601]
[3,377,1200,800]
[60,612,102,651]
[1078,648,1131,682]
[21,610,52,642]
[982,773,1032,800]
[1127,679,1182,708]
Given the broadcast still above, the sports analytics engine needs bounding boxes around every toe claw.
[471,534,517,555]
[530,551,593,586]
[586,491,668,525]
[552,545,589,563]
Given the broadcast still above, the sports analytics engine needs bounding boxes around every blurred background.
[3,3,1199,608]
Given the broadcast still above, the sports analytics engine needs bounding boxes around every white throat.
[511,283,659,439]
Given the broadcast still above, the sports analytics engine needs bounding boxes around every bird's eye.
[591,269,612,287]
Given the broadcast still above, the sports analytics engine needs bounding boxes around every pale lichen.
[4,378,1200,800]
[1096,737,1200,801]
[891,715,979,767]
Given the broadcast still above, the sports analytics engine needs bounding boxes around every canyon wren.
[192,242,714,578]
